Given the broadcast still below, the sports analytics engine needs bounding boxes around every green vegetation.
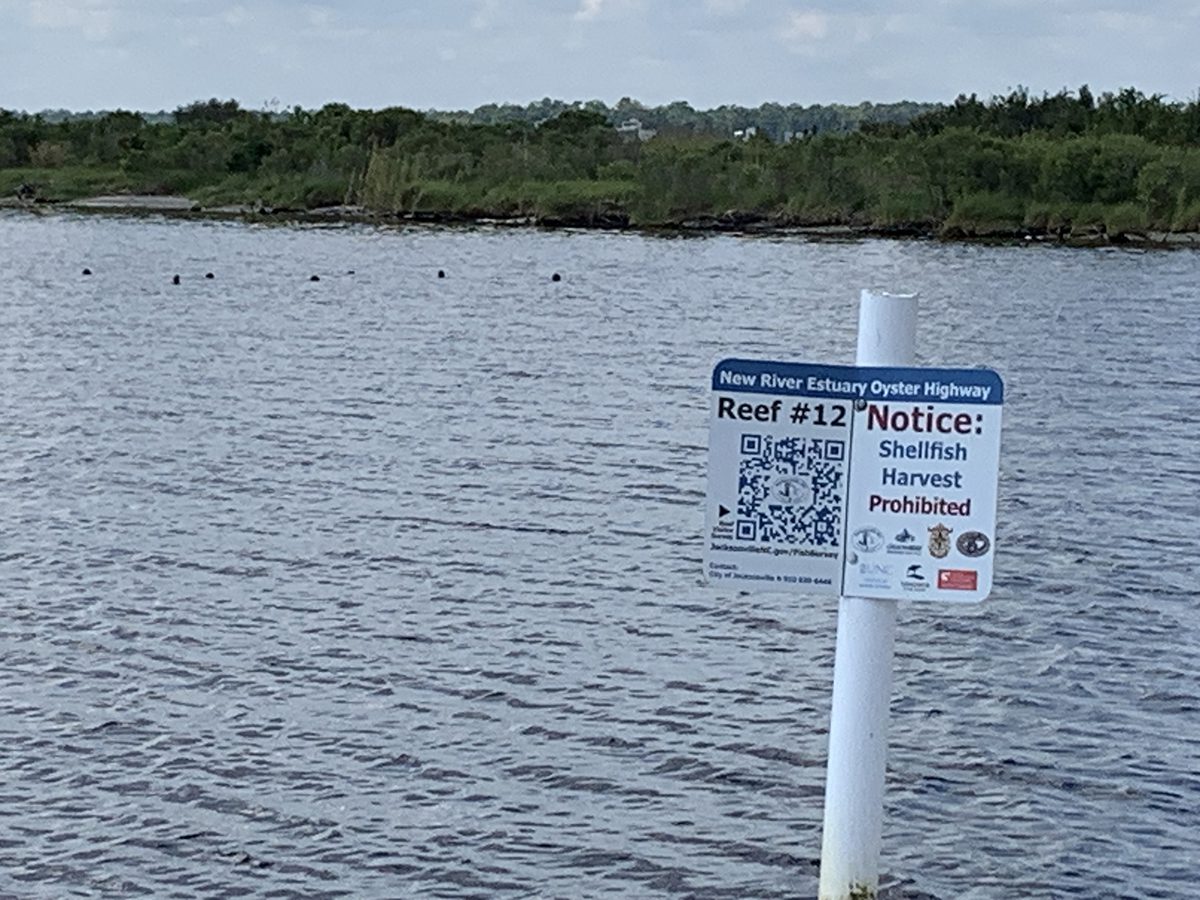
[5,88,1200,239]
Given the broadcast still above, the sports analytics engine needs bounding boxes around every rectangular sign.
[705,358,1003,602]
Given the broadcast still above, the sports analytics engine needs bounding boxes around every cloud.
[1094,10,1156,34]
[574,0,604,22]
[470,0,498,30]
[781,9,828,41]
[305,6,333,28]
[27,0,114,41]
[703,0,748,14]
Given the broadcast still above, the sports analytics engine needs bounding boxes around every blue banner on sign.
[712,359,1003,405]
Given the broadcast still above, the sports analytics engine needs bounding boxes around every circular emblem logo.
[852,526,885,553]
[771,476,805,505]
[957,531,991,557]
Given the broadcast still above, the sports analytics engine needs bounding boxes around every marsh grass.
[0,166,133,200]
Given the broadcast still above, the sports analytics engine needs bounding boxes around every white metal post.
[817,290,918,900]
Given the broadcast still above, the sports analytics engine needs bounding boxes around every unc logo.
[928,523,952,558]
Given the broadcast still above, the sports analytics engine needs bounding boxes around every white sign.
[705,359,1003,602]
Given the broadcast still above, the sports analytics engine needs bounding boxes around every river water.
[1,211,1197,899]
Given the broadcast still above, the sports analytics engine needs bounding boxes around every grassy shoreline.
[8,91,1200,247]
[6,192,1200,249]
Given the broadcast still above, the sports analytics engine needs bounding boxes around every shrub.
[869,189,940,227]
[943,191,1024,234]
[1103,202,1148,235]
[1023,201,1077,231]
[30,141,68,168]
[1170,200,1200,232]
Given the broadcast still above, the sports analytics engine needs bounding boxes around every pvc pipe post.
[817,290,918,900]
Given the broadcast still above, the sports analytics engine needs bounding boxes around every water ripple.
[1,213,1198,898]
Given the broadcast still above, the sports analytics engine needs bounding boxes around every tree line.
[4,88,1200,237]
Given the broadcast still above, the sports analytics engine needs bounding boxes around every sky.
[3,0,1199,112]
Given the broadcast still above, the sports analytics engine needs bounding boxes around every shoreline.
[5,194,1200,249]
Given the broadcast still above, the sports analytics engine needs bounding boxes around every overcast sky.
[3,0,1198,112]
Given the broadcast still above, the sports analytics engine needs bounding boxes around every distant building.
[615,117,657,141]
[733,126,758,141]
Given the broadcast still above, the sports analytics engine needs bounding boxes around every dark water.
[1,211,1197,899]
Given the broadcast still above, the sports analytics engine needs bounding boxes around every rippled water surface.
[2,211,1198,899]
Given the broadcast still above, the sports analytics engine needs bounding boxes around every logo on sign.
[957,531,991,557]
[771,476,805,505]
[858,561,892,589]
[938,569,978,590]
[928,523,952,558]
[852,527,884,553]
[886,526,921,556]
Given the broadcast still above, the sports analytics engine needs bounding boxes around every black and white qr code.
[735,434,845,545]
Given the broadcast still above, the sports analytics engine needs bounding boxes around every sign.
[705,358,1003,602]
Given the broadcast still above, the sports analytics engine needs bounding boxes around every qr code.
[735,434,845,545]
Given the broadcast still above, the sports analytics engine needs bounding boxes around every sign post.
[818,290,915,900]
[702,290,1004,898]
